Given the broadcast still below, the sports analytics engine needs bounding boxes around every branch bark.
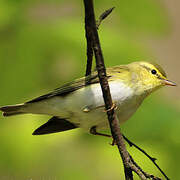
[84,0,93,82]
[83,0,133,179]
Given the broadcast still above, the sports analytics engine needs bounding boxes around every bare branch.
[123,135,170,180]
[83,0,133,179]
[84,3,93,78]
[84,1,93,87]
[129,155,162,180]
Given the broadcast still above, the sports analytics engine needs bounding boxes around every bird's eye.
[151,69,157,75]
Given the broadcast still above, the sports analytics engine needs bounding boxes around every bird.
[0,61,176,136]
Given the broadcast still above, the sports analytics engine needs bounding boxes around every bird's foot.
[104,102,117,112]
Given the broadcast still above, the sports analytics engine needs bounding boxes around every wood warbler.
[0,61,176,135]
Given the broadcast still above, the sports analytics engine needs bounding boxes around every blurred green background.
[0,0,179,179]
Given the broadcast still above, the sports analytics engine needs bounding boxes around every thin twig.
[85,6,115,83]
[123,135,170,180]
[84,1,93,85]
[96,7,115,29]
[129,154,162,180]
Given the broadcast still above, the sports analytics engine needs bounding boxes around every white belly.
[63,81,143,131]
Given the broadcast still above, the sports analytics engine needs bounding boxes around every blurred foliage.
[0,0,179,180]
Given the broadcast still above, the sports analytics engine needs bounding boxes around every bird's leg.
[83,102,117,113]
[89,127,128,146]
[90,126,112,137]
[90,126,116,145]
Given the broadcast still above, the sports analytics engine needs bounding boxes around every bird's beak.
[162,79,177,86]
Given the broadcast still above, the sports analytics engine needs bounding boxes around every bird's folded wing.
[26,66,128,104]
[26,72,102,103]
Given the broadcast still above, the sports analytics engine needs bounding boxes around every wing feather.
[26,73,100,103]
[26,66,129,104]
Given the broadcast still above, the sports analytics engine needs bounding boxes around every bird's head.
[128,61,176,95]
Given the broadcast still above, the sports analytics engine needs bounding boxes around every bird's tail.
[0,104,26,117]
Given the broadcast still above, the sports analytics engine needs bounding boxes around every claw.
[104,102,117,112]
[110,139,117,146]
